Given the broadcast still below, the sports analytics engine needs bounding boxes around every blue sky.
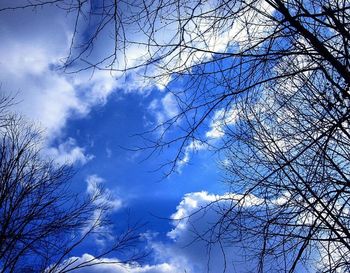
[65,90,227,230]
[1,2,316,272]
[0,2,241,272]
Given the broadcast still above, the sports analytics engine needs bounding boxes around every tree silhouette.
[0,97,144,273]
[1,0,350,271]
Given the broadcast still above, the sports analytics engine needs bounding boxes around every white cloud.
[0,41,89,138]
[56,192,246,273]
[0,1,275,174]
[138,0,275,76]
[84,175,123,246]
[162,191,327,272]
[149,191,264,273]
[52,191,279,273]
[177,140,207,169]
[206,108,238,139]
[53,190,317,273]
[44,138,94,165]
[161,93,179,119]
[168,191,263,238]
[86,175,123,211]
[176,107,238,169]
[147,104,239,170]
[0,4,162,157]
[148,92,179,126]
[55,253,182,273]
[60,189,310,272]
[0,0,276,144]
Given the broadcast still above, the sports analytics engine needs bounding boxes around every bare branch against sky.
[1,0,350,272]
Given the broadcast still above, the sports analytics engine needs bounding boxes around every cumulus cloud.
[1,1,274,172]
[148,102,240,170]
[82,191,261,273]
[1,0,276,149]
[44,138,94,165]
[0,41,88,138]
[137,0,275,76]
[155,191,260,273]
[147,98,240,171]
[0,4,162,159]
[53,189,319,273]
[161,191,318,273]
[156,190,299,273]
[161,93,179,119]
[53,191,267,273]
[106,146,113,158]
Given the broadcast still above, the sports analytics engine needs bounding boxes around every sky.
[0,2,241,273]
[0,2,315,273]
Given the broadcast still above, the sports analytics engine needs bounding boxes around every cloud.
[0,4,161,154]
[177,140,207,169]
[54,191,266,273]
[0,0,276,144]
[86,175,123,211]
[0,1,274,173]
[161,191,322,273]
[84,175,123,246]
[56,192,236,273]
[177,107,239,169]
[206,108,238,140]
[148,93,179,125]
[147,103,240,170]
[57,253,182,273]
[161,93,179,119]
[155,191,253,273]
[136,0,275,76]
[66,190,344,273]
[0,41,88,138]
[130,191,263,273]
[44,138,94,165]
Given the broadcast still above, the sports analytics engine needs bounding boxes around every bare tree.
[67,1,350,271]
[0,109,144,272]
[2,0,350,272]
